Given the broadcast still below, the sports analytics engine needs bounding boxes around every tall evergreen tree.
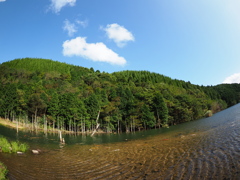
[153,93,168,127]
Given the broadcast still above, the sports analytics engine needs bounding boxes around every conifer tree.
[153,93,168,127]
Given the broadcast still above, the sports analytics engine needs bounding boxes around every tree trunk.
[34,108,37,131]
[83,117,86,133]
[44,114,47,134]
[16,115,19,133]
[157,110,161,129]
[74,118,76,133]
[91,110,100,137]
[81,116,83,133]
[32,115,34,131]
[52,120,55,131]
[57,116,59,130]
[117,118,120,134]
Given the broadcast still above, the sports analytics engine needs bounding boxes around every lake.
[0,104,240,179]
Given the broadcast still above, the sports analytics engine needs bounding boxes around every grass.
[0,137,28,180]
[12,142,28,153]
[0,136,29,153]
[0,138,11,153]
[0,161,8,180]
[0,118,24,130]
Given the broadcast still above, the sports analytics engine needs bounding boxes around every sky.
[1,0,240,86]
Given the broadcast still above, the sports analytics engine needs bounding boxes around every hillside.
[0,58,239,133]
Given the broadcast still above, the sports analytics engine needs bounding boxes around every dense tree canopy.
[0,58,239,133]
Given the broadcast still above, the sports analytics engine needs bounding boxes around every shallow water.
[0,104,240,179]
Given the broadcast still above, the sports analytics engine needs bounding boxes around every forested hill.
[0,58,239,133]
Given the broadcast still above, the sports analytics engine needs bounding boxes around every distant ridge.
[2,58,77,73]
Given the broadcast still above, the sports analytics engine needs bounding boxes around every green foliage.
[0,161,8,180]
[0,58,239,133]
[0,137,11,153]
[11,141,28,153]
[153,93,168,126]
[141,104,155,129]
[0,136,29,153]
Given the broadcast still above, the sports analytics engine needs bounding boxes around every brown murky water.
[1,104,240,179]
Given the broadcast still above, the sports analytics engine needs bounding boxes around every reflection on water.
[0,104,240,179]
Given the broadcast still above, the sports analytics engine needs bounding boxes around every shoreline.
[0,118,109,135]
[0,118,25,130]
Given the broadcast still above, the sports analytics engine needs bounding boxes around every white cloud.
[63,19,77,37]
[0,0,6,2]
[103,23,135,47]
[50,0,76,13]
[62,37,127,66]
[76,19,88,28]
[222,73,240,84]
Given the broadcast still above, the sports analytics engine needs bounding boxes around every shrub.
[0,136,29,153]
[0,161,8,180]
[11,141,19,153]
[18,143,29,152]
[0,137,11,153]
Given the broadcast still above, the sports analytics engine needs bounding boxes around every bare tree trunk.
[57,116,59,130]
[15,114,19,133]
[117,118,120,134]
[44,114,47,134]
[81,116,83,133]
[34,108,37,131]
[31,115,33,131]
[84,117,86,133]
[91,110,100,137]
[130,119,132,132]
[59,130,65,143]
[69,119,71,132]
[36,117,38,133]
[53,120,55,132]
[133,117,135,133]
[156,110,161,129]
[74,118,76,133]
[24,115,27,129]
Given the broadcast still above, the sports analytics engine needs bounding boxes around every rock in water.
[32,150,39,154]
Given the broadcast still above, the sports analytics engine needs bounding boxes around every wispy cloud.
[222,73,240,84]
[63,19,77,37]
[62,37,127,66]
[102,23,135,47]
[0,0,6,2]
[76,19,88,28]
[49,0,76,13]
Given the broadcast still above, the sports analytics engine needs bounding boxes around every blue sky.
[1,0,240,86]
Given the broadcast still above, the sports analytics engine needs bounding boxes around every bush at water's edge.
[0,136,29,153]
[0,161,8,180]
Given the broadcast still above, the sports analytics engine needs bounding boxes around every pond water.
[0,104,240,179]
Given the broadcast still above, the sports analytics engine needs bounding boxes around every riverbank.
[0,135,29,179]
[0,118,25,130]
[0,117,107,135]
[0,117,75,134]
[0,119,17,179]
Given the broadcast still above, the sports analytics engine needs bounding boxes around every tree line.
[0,58,239,133]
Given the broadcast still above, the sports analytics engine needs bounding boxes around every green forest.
[0,58,239,133]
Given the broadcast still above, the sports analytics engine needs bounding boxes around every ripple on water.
[1,104,240,179]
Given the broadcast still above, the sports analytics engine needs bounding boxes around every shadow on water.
[0,104,240,179]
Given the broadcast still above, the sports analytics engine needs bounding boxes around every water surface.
[0,104,240,179]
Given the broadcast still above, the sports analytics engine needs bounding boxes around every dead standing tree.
[90,110,100,137]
